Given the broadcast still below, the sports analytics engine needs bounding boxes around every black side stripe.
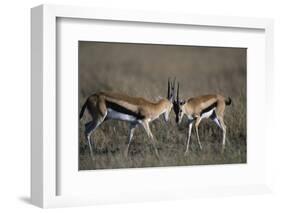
[105,101,145,120]
[200,102,217,116]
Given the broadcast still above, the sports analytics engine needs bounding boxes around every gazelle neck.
[149,99,171,120]
[183,102,194,117]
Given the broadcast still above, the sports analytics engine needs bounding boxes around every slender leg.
[195,117,203,150]
[210,111,222,129]
[184,122,193,155]
[80,121,91,151]
[142,121,160,158]
[84,122,95,160]
[125,123,138,158]
[84,117,104,160]
[211,112,229,153]
[213,118,222,129]
[218,117,227,153]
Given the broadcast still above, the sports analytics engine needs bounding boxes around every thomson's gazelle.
[79,79,176,159]
[173,83,232,155]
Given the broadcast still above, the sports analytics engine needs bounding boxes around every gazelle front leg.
[184,121,193,155]
[142,120,160,158]
[194,117,203,150]
[125,122,138,158]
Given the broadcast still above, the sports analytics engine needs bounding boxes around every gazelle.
[173,83,232,155]
[79,79,176,160]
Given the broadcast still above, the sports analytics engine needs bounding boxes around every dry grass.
[78,41,247,170]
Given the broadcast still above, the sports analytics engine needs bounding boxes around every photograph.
[78,41,247,170]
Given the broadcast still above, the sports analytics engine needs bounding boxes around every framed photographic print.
[78,41,246,170]
[31,4,274,208]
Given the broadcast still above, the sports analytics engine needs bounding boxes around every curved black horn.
[172,77,176,90]
[167,78,170,99]
[177,82,179,103]
[172,77,176,99]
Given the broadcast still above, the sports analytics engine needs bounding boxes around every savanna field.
[78,42,247,170]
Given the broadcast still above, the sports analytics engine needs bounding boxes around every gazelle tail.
[225,97,232,106]
[79,98,88,120]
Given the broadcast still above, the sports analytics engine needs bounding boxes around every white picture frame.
[31,4,274,208]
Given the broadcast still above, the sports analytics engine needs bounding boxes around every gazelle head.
[173,82,186,124]
[163,78,176,122]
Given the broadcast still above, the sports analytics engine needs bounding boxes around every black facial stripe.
[173,102,180,113]
[200,102,217,116]
[105,101,145,119]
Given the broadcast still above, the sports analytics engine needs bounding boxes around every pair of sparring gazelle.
[79,79,232,159]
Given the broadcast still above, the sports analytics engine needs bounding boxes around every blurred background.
[79,41,246,170]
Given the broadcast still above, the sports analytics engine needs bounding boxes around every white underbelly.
[107,108,138,122]
[201,108,215,119]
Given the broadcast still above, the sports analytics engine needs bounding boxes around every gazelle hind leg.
[195,117,203,150]
[184,122,193,155]
[210,110,222,129]
[125,123,138,158]
[218,117,226,153]
[84,116,105,160]
[84,121,96,160]
[213,118,222,129]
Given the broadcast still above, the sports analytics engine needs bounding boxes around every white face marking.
[107,108,138,122]
[201,108,216,119]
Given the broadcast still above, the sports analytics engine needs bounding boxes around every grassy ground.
[78,41,247,170]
